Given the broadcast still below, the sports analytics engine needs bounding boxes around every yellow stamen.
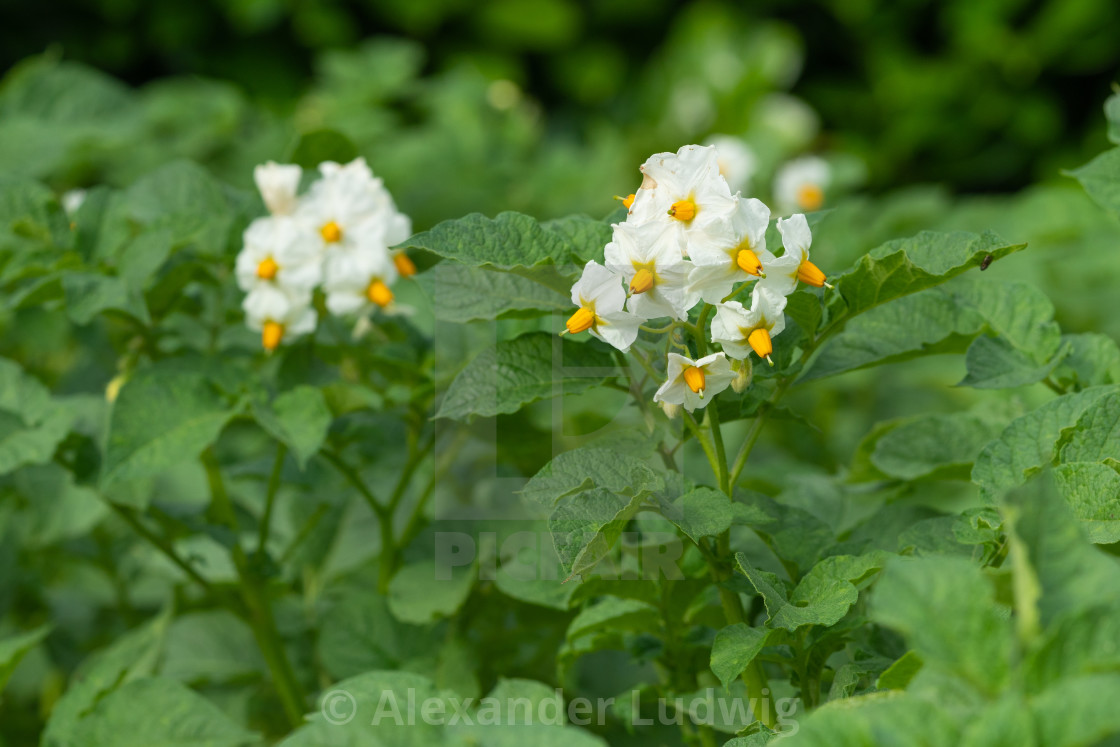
[668,199,697,222]
[623,193,636,209]
[736,247,764,277]
[797,260,827,288]
[797,184,824,211]
[565,307,595,335]
[256,256,279,280]
[748,327,773,365]
[630,268,654,295]
[366,279,394,307]
[683,365,706,397]
[393,252,417,277]
[320,220,343,243]
[262,321,284,351]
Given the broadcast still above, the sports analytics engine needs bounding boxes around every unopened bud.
[660,401,681,419]
[731,358,753,393]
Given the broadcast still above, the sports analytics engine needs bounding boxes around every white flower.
[323,247,400,316]
[628,145,737,247]
[653,352,734,412]
[710,286,787,365]
[254,162,302,216]
[774,156,830,214]
[62,189,87,217]
[235,216,322,295]
[759,213,830,296]
[704,135,757,194]
[243,285,317,352]
[603,220,696,321]
[687,197,787,304]
[317,157,412,245]
[564,260,646,353]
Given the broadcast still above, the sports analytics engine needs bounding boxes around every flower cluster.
[237,158,413,351]
[565,144,830,414]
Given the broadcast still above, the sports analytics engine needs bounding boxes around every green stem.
[203,449,305,729]
[706,404,729,495]
[682,411,720,480]
[728,379,790,489]
[108,503,216,595]
[257,444,287,553]
[321,449,388,519]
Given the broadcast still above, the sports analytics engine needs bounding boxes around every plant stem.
[257,444,287,553]
[706,404,729,495]
[682,411,720,480]
[108,502,216,594]
[321,449,387,518]
[728,379,790,489]
[202,449,306,729]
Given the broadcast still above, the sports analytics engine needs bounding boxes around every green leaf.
[1071,147,1120,217]
[657,487,733,544]
[494,541,577,610]
[11,464,106,547]
[78,677,258,746]
[824,230,1025,330]
[252,386,332,468]
[972,386,1117,502]
[779,692,957,747]
[958,335,1067,389]
[876,651,923,690]
[1057,389,1120,464]
[1107,91,1120,145]
[388,559,477,625]
[521,446,664,508]
[404,211,611,270]
[318,594,431,680]
[733,554,789,619]
[102,367,235,491]
[550,488,645,578]
[159,611,264,685]
[710,623,770,690]
[869,412,1007,481]
[1032,674,1120,747]
[62,271,150,325]
[120,160,234,253]
[420,263,570,322]
[0,358,74,476]
[1053,462,1120,544]
[870,556,1011,695]
[437,332,615,421]
[1054,333,1120,389]
[0,625,50,695]
[567,597,659,640]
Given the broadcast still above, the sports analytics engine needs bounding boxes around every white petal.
[254,162,302,216]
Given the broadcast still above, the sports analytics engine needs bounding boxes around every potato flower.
[653,352,734,412]
[760,213,831,295]
[242,285,317,352]
[563,261,645,353]
[323,247,400,317]
[774,156,830,214]
[703,135,757,194]
[710,286,788,365]
[235,216,322,296]
[253,162,302,216]
[604,220,696,321]
[687,197,779,304]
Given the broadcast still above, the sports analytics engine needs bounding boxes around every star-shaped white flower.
[604,220,696,321]
[254,162,302,216]
[710,286,787,365]
[653,352,734,412]
[687,197,793,304]
[235,216,322,296]
[774,156,830,215]
[758,213,830,296]
[564,261,646,353]
[323,247,400,316]
[627,145,737,249]
[242,284,317,352]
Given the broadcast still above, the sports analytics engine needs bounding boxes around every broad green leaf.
[437,332,615,421]
[0,357,51,419]
[404,211,610,270]
[279,670,450,746]
[116,228,174,290]
[876,651,923,690]
[958,335,1066,389]
[958,695,1034,747]
[781,692,958,747]
[388,559,476,625]
[159,611,264,685]
[1032,674,1120,747]
[550,488,645,577]
[317,594,431,680]
[1053,462,1120,544]
[0,358,74,476]
[734,554,789,619]
[657,486,733,544]
[870,557,1011,695]
[1054,333,1120,389]
[972,386,1116,502]
[102,367,235,490]
[11,464,106,547]
[79,677,258,746]
[252,386,332,468]
[828,663,866,701]
[0,177,72,251]
[43,609,171,747]
[823,230,1024,329]
[731,496,835,577]
[567,597,659,640]
[1071,147,1120,217]
[62,271,150,325]
[0,625,50,695]
[710,623,770,690]
[494,541,577,610]
[119,160,234,253]
[421,263,569,322]
[521,446,664,508]
[869,412,1006,481]
[1026,607,1120,691]
[1057,389,1120,464]
[745,553,886,633]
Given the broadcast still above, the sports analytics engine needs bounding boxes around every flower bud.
[660,401,681,419]
[731,357,753,393]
